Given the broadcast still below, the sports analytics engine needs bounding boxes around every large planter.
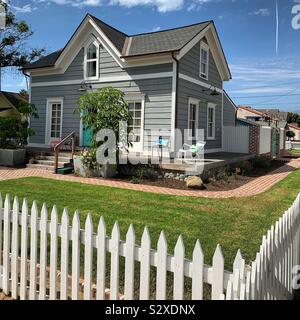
[0,149,26,167]
[73,155,117,178]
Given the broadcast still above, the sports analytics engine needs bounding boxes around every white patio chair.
[177,141,206,161]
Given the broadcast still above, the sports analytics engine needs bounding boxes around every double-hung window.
[188,98,199,140]
[200,42,209,80]
[85,41,99,80]
[207,103,216,140]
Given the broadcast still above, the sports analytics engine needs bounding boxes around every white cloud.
[187,0,216,12]
[12,4,38,13]
[151,25,161,32]
[249,8,270,17]
[227,58,300,95]
[34,0,102,8]
[109,0,184,12]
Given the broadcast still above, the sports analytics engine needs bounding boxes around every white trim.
[31,72,174,87]
[221,83,224,151]
[171,60,177,152]
[179,73,223,93]
[207,102,216,140]
[45,97,64,145]
[200,41,209,80]
[177,24,231,81]
[84,39,100,81]
[177,26,209,60]
[127,98,145,153]
[188,98,199,140]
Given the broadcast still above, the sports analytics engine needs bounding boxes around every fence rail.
[0,192,299,300]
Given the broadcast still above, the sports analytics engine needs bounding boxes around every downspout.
[171,52,179,153]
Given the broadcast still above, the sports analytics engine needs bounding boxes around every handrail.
[54,131,76,174]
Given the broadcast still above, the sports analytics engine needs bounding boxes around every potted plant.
[0,101,38,167]
[74,87,131,178]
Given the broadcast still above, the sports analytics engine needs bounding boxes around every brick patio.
[0,158,299,198]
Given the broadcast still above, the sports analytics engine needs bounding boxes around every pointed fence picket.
[0,193,299,300]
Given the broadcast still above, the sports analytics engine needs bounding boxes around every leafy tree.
[286,130,296,141]
[75,87,132,168]
[0,1,45,68]
[0,101,38,149]
[287,112,300,126]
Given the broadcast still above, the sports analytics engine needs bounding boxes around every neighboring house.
[23,14,235,156]
[237,106,288,130]
[288,124,300,141]
[0,91,27,117]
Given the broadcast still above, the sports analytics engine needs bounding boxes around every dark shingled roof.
[23,15,212,69]
[1,91,28,109]
[127,21,211,57]
[90,15,127,53]
[23,49,63,70]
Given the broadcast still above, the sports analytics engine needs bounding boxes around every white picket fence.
[0,192,299,300]
[223,126,250,154]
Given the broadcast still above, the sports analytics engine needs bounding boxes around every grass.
[0,169,299,270]
[289,149,300,155]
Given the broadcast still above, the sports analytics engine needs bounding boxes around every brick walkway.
[0,158,299,199]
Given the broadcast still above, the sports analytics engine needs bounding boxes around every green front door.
[272,129,278,158]
[83,124,93,147]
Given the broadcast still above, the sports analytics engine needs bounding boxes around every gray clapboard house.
[23,14,236,157]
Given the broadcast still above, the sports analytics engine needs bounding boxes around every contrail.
[276,0,279,54]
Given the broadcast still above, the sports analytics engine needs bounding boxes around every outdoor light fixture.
[78,81,93,92]
[202,86,220,96]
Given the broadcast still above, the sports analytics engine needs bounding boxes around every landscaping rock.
[186,176,204,189]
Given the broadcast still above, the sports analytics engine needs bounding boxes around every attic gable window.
[85,41,99,80]
[200,42,209,80]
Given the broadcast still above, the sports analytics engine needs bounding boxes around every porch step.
[34,156,72,163]
[27,164,55,171]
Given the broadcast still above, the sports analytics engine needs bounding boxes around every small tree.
[0,101,38,149]
[286,130,295,141]
[75,87,131,168]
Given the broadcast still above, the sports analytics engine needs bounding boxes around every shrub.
[252,156,271,169]
[0,101,38,149]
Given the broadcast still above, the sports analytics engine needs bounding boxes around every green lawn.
[0,169,299,269]
[289,149,300,155]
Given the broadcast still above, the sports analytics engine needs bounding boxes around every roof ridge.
[129,20,212,37]
[88,14,129,37]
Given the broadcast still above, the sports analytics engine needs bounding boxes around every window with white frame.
[188,98,199,139]
[85,41,99,80]
[200,42,209,80]
[207,103,216,140]
[128,101,142,143]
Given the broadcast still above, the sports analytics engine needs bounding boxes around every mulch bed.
[115,160,286,192]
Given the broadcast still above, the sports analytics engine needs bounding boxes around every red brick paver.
[0,159,299,198]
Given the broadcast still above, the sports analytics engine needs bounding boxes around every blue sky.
[3,0,300,112]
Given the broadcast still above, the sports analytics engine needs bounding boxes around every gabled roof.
[1,91,27,109]
[23,14,230,79]
[125,21,211,57]
[289,124,300,131]
[90,14,127,53]
[237,106,266,117]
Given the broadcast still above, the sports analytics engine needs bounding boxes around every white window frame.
[188,98,199,140]
[84,40,99,81]
[126,96,145,152]
[200,42,209,80]
[45,97,64,145]
[207,102,216,140]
